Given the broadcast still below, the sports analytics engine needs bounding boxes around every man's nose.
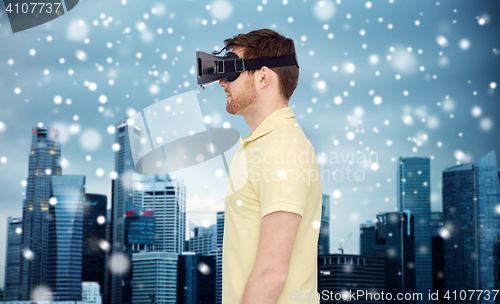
[219,79,228,88]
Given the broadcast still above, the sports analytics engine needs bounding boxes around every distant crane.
[338,232,352,254]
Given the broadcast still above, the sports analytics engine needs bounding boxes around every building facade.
[19,127,61,300]
[82,194,107,296]
[177,253,216,304]
[82,282,102,304]
[318,194,330,255]
[430,211,445,304]
[131,252,178,304]
[318,254,386,303]
[189,225,217,256]
[360,212,416,303]
[4,217,23,301]
[397,157,432,304]
[132,174,186,254]
[215,211,224,304]
[111,119,142,304]
[47,175,85,301]
[442,150,500,298]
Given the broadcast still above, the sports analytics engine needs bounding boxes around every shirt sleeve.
[255,140,312,218]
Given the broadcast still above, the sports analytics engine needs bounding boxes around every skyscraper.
[124,202,155,254]
[83,193,108,296]
[19,127,61,301]
[216,211,224,304]
[360,212,415,302]
[430,211,445,304]
[111,119,142,304]
[359,221,381,257]
[47,175,85,301]
[132,174,186,254]
[4,217,22,301]
[177,253,216,304]
[318,193,330,255]
[397,157,432,303]
[132,252,178,304]
[189,225,217,256]
[442,150,500,295]
[122,202,155,302]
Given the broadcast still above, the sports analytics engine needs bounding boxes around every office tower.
[318,194,330,255]
[83,193,107,296]
[189,225,217,256]
[120,202,156,302]
[111,119,142,304]
[103,188,114,304]
[19,127,61,301]
[47,175,85,301]
[132,174,186,254]
[360,212,415,302]
[4,217,22,301]
[442,151,500,294]
[177,253,216,304]
[359,221,383,257]
[124,202,155,254]
[216,211,224,304]
[397,157,432,303]
[430,212,445,304]
[318,254,386,303]
[82,282,102,304]
[132,252,178,304]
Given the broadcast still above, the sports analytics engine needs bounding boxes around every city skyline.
[0,122,499,303]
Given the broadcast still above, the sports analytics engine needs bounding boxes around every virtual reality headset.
[196,47,299,88]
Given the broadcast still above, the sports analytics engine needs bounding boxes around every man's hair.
[224,28,299,101]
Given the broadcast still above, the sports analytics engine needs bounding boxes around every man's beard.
[226,77,256,115]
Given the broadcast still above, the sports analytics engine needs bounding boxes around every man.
[219,29,322,304]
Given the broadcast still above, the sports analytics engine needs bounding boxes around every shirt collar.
[240,107,295,145]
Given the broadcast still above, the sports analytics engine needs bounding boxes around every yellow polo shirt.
[222,107,322,304]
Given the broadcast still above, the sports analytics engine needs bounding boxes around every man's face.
[219,47,257,115]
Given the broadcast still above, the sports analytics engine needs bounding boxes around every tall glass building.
[442,150,500,296]
[19,127,61,301]
[360,211,415,302]
[82,193,107,297]
[4,217,22,301]
[122,202,155,302]
[111,119,142,304]
[47,175,85,301]
[318,193,330,255]
[124,202,155,253]
[216,211,224,304]
[430,211,445,304]
[132,252,178,304]
[177,253,216,304]
[397,157,432,304]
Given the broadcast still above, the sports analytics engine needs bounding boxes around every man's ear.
[258,66,271,89]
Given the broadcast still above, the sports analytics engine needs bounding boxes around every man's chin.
[226,104,239,115]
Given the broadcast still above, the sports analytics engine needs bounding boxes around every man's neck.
[244,103,288,133]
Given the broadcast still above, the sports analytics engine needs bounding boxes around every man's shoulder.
[271,118,315,154]
[244,117,316,162]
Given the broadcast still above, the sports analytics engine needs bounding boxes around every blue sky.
[0,0,499,287]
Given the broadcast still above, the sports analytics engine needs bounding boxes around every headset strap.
[222,53,299,74]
